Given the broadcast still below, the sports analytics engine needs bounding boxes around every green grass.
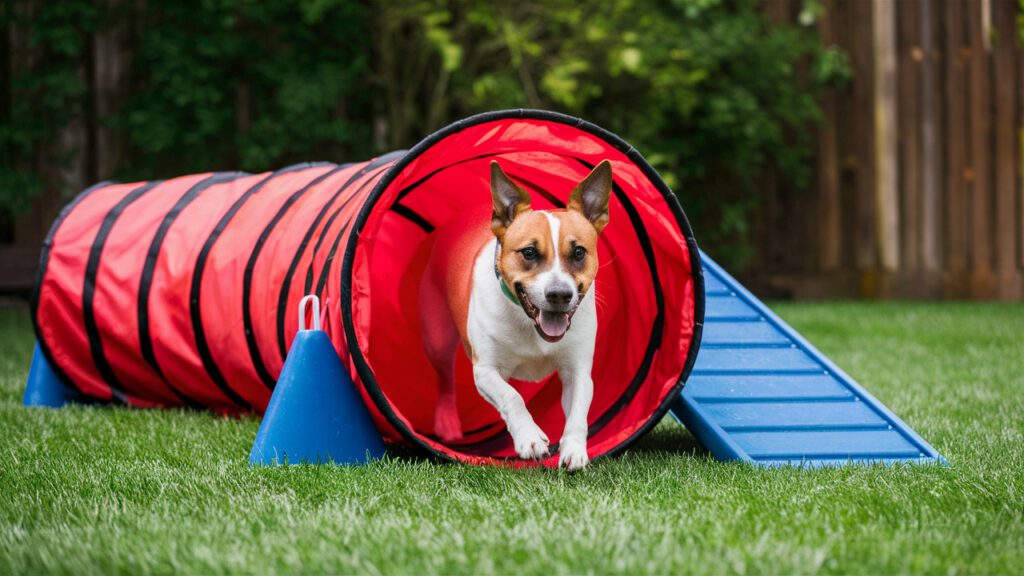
[0,303,1021,574]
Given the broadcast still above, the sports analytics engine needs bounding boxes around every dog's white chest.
[508,359,560,383]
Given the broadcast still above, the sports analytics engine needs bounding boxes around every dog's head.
[490,160,612,343]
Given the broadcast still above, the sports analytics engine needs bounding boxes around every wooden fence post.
[851,0,878,295]
[968,0,995,297]
[898,0,923,280]
[818,0,842,273]
[93,1,130,181]
[873,0,901,279]
[920,0,944,281]
[1018,4,1024,283]
[992,0,1021,299]
[944,0,970,297]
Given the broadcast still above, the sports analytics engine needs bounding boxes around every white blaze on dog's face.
[490,160,612,342]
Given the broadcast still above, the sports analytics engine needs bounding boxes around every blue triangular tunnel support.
[250,295,385,466]
[23,342,77,408]
[671,251,946,467]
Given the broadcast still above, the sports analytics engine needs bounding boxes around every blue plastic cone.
[24,342,77,408]
[250,297,385,466]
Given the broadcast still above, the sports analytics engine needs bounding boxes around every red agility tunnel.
[32,110,704,466]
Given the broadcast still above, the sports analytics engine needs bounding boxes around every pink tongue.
[537,311,571,338]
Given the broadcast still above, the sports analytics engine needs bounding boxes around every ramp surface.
[670,252,945,467]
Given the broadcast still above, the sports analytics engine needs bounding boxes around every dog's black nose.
[545,286,573,306]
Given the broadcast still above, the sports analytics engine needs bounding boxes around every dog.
[419,159,612,470]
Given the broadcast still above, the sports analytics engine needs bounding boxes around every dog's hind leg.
[432,350,463,443]
[419,272,464,443]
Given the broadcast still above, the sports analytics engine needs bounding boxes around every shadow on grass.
[624,421,708,459]
[380,420,708,467]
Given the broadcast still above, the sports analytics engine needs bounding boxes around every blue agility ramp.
[671,252,945,467]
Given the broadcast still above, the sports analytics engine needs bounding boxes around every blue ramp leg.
[671,251,945,467]
[23,342,77,408]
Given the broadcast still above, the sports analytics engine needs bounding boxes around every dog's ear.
[567,160,612,234]
[491,161,531,237]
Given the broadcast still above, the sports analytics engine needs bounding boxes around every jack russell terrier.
[419,160,612,471]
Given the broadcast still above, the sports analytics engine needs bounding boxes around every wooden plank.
[685,375,853,401]
[818,0,842,272]
[0,10,8,145]
[92,0,130,180]
[992,0,1021,298]
[835,0,859,273]
[1019,3,1024,279]
[704,402,887,431]
[732,430,921,459]
[851,0,878,280]
[874,0,900,273]
[898,0,923,273]
[692,348,822,375]
[944,0,970,296]
[920,0,943,273]
[967,0,995,297]
[760,1,796,277]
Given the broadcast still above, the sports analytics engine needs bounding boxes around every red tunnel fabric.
[32,110,704,467]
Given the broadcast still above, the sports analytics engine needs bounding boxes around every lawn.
[0,303,1021,574]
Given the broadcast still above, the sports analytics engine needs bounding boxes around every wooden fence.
[753,0,1023,299]
[1,0,1022,300]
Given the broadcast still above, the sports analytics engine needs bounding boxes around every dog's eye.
[572,246,587,262]
[521,247,539,261]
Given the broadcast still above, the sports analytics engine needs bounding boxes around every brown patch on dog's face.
[496,211,551,286]
[490,160,613,342]
[551,210,601,297]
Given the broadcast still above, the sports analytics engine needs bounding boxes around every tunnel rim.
[340,108,705,464]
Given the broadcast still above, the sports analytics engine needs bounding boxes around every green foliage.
[375,0,850,267]
[1,0,372,200]
[2,0,848,266]
[1019,0,1024,42]
[0,0,98,212]
[114,0,373,179]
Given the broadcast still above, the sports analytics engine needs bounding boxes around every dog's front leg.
[557,367,593,471]
[473,365,550,460]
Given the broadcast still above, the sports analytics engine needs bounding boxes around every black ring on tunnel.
[386,153,668,454]
[339,109,705,464]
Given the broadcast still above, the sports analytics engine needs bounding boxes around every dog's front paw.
[511,422,550,461]
[558,439,589,471]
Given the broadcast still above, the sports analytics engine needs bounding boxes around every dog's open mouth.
[515,284,578,343]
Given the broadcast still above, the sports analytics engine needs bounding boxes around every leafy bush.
[377,0,849,267]
[0,0,98,212]
[3,0,848,266]
[115,0,373,179]
[1,0,373,195]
